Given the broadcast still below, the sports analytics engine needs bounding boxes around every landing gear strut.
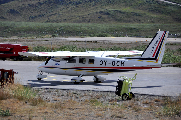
[36,71,47,80]
[93,76,106,83]
[71,74,85,84]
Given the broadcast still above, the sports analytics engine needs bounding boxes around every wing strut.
[45,56,51,65]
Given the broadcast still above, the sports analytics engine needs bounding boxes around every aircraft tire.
[74,82,80,84]
[94,76,101,83]
[38,78,42,80]
[94,80,102,83]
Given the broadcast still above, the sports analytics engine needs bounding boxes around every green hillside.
[0,0,181,37]
[1,21,181,37]
[0,0,181,23]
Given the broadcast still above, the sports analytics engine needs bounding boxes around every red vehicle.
[0,43,28,61]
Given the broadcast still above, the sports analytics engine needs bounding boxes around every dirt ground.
[0,87,180,120]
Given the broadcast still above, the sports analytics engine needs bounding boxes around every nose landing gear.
[36,71,47,80]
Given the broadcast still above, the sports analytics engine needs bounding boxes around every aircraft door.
[78,57,95,75]
[77,57,87,75]
[64,57,77,75]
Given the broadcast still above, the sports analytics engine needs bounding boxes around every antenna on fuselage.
[51,41,52,52]
[85,40,87,52]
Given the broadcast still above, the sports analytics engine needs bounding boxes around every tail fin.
[141,31,169,64]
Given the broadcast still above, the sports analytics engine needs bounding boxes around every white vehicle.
[19,31,169,83]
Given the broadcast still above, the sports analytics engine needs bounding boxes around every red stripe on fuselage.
[73,67,160,69]
[41,66,160,69]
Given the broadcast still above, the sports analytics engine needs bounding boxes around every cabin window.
[52,59,60,62]
[63,58,76,63]
[79,58,86,64]
[67,58,76,63]
[89,59,94,64]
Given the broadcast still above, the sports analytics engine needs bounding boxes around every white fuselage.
[38,56,160,76]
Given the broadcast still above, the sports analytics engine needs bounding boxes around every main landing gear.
[71,74,85,84]
[93,76,106,83]
[71,75,106,84]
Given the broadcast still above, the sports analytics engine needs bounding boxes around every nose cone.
[38,62,45,71]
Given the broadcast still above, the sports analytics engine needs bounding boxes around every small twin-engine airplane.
[19,31,169,83]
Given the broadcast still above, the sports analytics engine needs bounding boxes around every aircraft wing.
[19,50,143,57]
[18,51,95,57]
[98,50,143,57]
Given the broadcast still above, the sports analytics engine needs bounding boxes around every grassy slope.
[0,0,181,23]
[0,21,181,37]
